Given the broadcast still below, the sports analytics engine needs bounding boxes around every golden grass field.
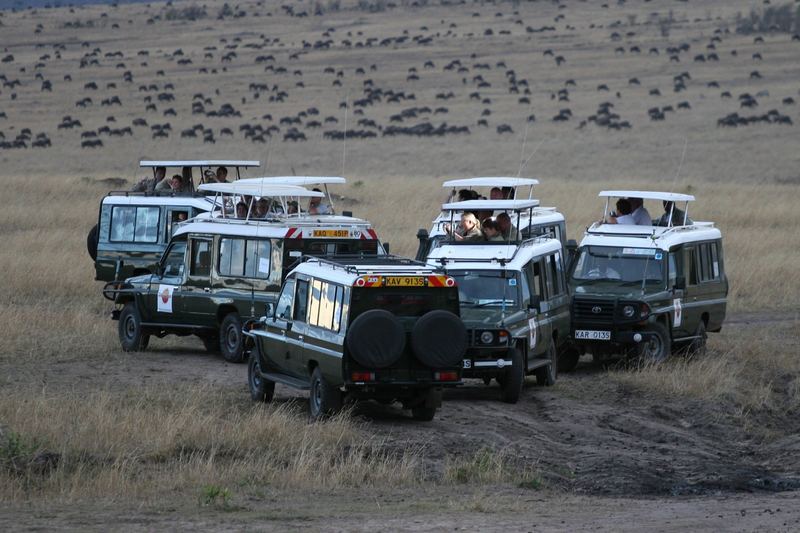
[1,0,800,528]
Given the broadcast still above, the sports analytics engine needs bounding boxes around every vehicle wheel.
[534,343,558,386]
[636,322,672,363]
[86,224,98,261]
[248,350,274,403]
[499,347,524,404]
[309,367,341,421]
[201,334,220,353]
[411,406,436,421]
[118,302,149,352]
[688,321,707,357]
[557,345,581,373]
[219,313,245,363]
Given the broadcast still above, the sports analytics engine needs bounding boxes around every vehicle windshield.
[448,270,521,309]
[571,246,666,287]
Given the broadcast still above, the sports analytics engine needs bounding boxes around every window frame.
[109,205,161,243]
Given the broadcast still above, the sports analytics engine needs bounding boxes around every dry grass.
[0,384,421,502]
[611,321,800,417]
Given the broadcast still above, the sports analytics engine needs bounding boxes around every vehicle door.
[177,236,216,327]
[544,251,571,344]
[686,241,726,333]
[147,240,187,324]
[522,258,552,360]
[667,247,691,338]
[298,279,343,380]
[264,276,309,378]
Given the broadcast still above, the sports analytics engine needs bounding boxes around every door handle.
[298,335,304,341]
[203,287,211,293]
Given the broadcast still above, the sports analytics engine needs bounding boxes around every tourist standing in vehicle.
[445,213,482,241]
[630,197,652,226]
[216,166,229,183]
[155,174,188,193]
[496,213,518,241]
[309,189,332,215]
[606,199,636,224]
[482,218,504,241]
[131,166,166,192]
[657,200,692,227]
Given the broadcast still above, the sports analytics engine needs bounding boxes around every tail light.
[351,372,375,382]
[434,371,459,381]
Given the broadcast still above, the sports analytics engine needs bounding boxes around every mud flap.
[423,388,442,408]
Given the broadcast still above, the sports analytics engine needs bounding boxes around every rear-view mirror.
[674,276,686,290]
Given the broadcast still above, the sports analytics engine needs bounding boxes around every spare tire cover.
[345,309,405,369]
[411,310,467,368]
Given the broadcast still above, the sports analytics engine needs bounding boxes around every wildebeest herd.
[0,1,797,154]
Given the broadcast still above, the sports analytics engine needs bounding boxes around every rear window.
[110,206,160,243]
[350,287,459,320]
[285,239,380,257]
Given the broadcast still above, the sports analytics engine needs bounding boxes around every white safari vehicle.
[563,190,728,369]
[89,160,260,282]
[426,199,570,403]
[415,177,566,260]
[108,178,386,362]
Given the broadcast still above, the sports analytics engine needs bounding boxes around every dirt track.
[6,311,799,501]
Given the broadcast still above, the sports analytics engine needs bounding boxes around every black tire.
[688,321,707,357]
[557,345,581,373]
[636,321,672,363]
[219,313,245,363]
[410,310,467,368]
[309,367,341,420]
[248,349,274,403]
[118,302,149,352]
[411,406,436,421]
[87,224,99,261]
[534,343,558,386]
[500,347,525,403]
[345,309,405,368]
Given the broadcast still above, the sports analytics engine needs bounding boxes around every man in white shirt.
[607,199,636,224]
[630,197,652,226]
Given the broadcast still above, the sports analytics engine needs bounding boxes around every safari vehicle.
[427,199,569,403]
[88,159,260,282]
[108,182,386,363]
[245,256,467,421]
[563,191,727,369]
[415,177,566,261]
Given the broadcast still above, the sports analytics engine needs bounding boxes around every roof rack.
[139,160,260,167]
[106,190,206,198]
[431,235,555,266]
[303,254,436,275]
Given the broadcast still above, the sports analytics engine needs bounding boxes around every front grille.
[572,297,616,324]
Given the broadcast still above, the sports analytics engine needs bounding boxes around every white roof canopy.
[599,190,695,202]
[198,182,323,198]
[237,176,346,187]
[442,199,540,211]
[139,160,260,167]
[443,177,539,188]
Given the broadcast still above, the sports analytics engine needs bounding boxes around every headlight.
[480,331,495,344]
[622,305,636,318]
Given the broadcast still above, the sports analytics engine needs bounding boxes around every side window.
[687,246,698,285]
[276,278,295,319]
[162,242,187,277]
[332,285,344,332]
[668,252,677,287]
[110,206,160,243]
[546,253,564,297]
[317,282,337,330]
[308,279,323,327]
[190,239,211,277]
[710,241,721,279]
[519,270,531,308]
[166,210,189,237]
[218,238,271,279]
[294,279,309,322]
[697,242,721,283]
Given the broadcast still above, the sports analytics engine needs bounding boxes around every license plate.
[312,229,350,238]
[463,359,472,369]
[575,329,611,340]
[384,276,425,287]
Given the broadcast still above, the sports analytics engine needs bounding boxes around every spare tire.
[411,310,467,368]
[345,309,405,368]
[87,224,99,261]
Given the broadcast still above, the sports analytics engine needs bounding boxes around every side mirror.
[157,264,165,277]
[383,242,390,254]
[342,210,353,217]
[674,276,686,290]
[264,302,274,318]
[529,294,541,312]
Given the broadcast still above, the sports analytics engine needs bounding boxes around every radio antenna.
[341,91,349,177]
[671,137,688,191]
[517,101,533,177]
[519,138,546,175]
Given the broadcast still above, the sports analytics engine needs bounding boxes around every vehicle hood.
[125,274,154,286]
[460,307,525,327]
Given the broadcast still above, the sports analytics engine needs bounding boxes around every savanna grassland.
[1,0,800,530]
